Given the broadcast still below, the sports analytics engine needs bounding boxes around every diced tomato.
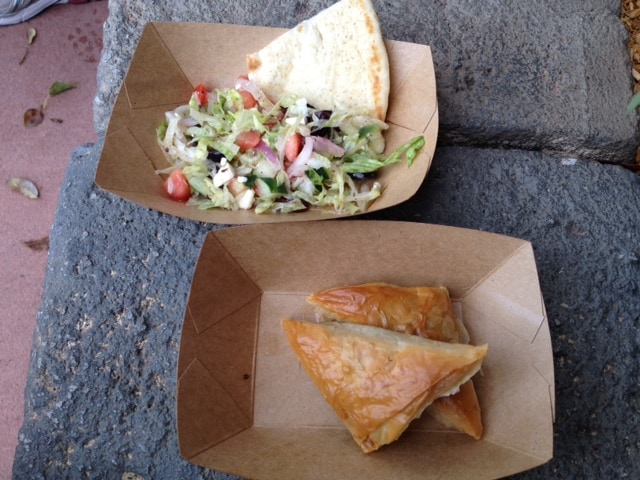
[239,90,258,109]
[284,133,304,165]
[235,75,258,109]
[164,169,191,202]
[236,130,261,152]
[193,83,209,106]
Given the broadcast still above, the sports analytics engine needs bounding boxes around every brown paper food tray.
[95,22,438,224]
[177,220,555,479]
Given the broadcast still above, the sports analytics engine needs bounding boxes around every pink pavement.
[0,1,108,474]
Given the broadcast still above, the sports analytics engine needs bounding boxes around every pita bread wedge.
[247,0,390,121]
[308,282,484,439]
[281,318,488,453]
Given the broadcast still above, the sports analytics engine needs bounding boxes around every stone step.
[94,0,639,163]
[12,142,640,478]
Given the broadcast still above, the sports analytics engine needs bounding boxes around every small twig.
[18,47,28,65]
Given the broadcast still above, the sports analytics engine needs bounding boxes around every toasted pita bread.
[246,0,390,121]
[308,282,484,439]
[282,318,488,453]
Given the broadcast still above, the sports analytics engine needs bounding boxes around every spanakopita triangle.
[307,282,485,439]
[307,283,462,342]
[281,318,488,452]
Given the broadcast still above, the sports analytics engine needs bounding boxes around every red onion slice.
[255,140,281,170]
[311,135,344,157]
[287,136,315,178]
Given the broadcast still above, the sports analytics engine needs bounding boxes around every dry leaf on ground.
[621,0,640,168]
[27,27,37,44]
[48,82,75,96]
[23,107,44,127]
[7,177,39,199]
[23,237,49,252]
[24,82,76,127]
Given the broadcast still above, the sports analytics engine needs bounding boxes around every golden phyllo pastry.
[307,283,460,342]
[308,282,484,439]
[281,318,488,452]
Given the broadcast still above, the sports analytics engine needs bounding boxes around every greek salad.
[156,77,424,214]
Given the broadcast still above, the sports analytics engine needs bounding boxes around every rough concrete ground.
[11,143,640,480]
[12,0,640,479]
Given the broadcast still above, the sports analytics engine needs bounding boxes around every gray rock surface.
[93,0,640,163]
[12,143,640,480]
[13,144,234,480]
[13,0,640,479]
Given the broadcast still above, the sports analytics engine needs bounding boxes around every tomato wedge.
[193,83,208,106]
[236,130,261,152]
[164,169,191,202]
[235,75,258,109]
[239,90,258,109]
[284,133,304,164]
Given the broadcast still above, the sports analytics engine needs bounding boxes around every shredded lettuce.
[157,82,425,214]
[385,136,425,167]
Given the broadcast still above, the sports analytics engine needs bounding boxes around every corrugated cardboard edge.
[177,234,262,458]
[461,241,555,428]
[463,243,545,343]
[176,221,555,479]
[95,22,438,224]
